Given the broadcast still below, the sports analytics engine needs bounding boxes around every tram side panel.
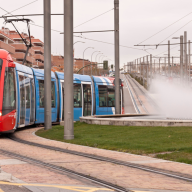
[32,69,58,124]
[93,76,115,115]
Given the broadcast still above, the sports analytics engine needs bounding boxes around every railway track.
[8,134,192,184]
[126,74,159,110]
[0,147,128,192]
[124,75,148,113]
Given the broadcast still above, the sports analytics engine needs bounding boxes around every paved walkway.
[0,128,191,191]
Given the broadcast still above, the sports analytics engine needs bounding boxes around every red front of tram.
[0,50,16,133]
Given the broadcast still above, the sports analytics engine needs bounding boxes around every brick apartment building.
[0,27,100,74]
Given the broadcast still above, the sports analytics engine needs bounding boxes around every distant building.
[0,26,98,74]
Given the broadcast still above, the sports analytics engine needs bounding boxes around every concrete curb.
[80,116,192,127]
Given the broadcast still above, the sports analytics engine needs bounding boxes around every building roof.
[0,31,14,43]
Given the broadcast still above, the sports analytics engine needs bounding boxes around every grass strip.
[36,122,192,164]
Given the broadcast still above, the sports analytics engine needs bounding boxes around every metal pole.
[159,57,161,74]
[188,40,191,82]
[140,58,141,80]
[184,31,187,79]
[147,56,148,88]
[172,56,174,76]
[64,0,74,140]
[180,36,183,80]
[143,57,144,86]
[150,54,152,84]
[168,40,170,76]
[114,0,120,114]
[44,0,52,130]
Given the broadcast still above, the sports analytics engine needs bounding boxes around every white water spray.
[149,76,192,119]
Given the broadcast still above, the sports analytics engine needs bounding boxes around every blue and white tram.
[0,50,124,132]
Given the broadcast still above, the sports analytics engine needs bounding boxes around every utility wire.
[74,8,114,28]
[157,19,192,44]
[0,6,146,52]
[2,0,39,16]
[74,35,145,51]
[154,45,179,56]
[137,10,192,45]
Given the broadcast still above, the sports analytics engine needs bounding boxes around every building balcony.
[33,46,44,54]
[34,54,44,62]
[14,52,33,64]
[12,44,35,55]
[0,40,15,54]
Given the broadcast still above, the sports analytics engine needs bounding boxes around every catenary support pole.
[150,54,152,84]
[64,0,74,140]
[168,40,170,76]
[180,35,184,81]
[188,40,191,82]
[44,0,52,130]
[114,0,120,114]
[143,57,144,86]
[184,31,187,79]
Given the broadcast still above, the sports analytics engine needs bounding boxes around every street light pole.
[83,47,94,75]
[91,51,100,76]
[114,0,120,114]
[64,0,74,140]
[95,53,103,75]
[44,0,52,130]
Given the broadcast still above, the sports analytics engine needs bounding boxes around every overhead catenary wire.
[74,8,114,28]
[2,0,39,16]
[137,10,192,45]
[0,6,147,52]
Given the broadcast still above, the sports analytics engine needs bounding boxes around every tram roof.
[15,62,33,75]
[92,76,114,85]
[32,68,56,79]
[55,72,92,82]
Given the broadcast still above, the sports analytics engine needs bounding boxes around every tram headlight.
[0,112,2,116]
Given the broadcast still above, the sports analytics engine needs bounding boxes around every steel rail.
[124,75,148,113]
[127,74,159,109]
[0,148,129,192]
[8,135,192,183]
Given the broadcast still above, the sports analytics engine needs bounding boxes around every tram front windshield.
[2,67,16,116]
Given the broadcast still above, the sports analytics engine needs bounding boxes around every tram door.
[62,82,64,121]
[83,84,92,116]
[30,78,35,123]
[19,76,25,126]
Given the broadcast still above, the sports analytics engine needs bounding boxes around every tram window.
[51,82,55,108]
[108,87,115,107]
[39,80,44,108]
[26,85,30,108]
[2,67,16,115]
[74,84,82,108]
[0,59,3,77]
[98,85,107,107]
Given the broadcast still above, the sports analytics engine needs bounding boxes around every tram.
[0,50,124,133]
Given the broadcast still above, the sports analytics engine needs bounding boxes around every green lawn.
[36,122,192,164]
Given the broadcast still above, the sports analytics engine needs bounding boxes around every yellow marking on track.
[0,189,4,192]
[0,181,113,191]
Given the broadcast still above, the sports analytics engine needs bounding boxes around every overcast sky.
[1,0,192,67]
